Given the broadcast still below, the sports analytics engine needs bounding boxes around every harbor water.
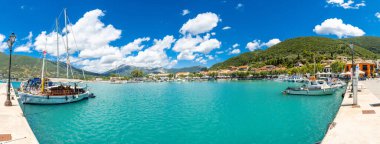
[19,80,343,144]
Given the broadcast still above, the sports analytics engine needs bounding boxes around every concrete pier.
[322,79,380,144]
[0,83,38,144]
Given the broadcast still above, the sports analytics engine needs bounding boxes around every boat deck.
[322,79,380,144]
[0,83,39,144]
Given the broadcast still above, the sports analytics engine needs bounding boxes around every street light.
[4,33,16,106]
[350,43,358,105]
[350,43,354,90]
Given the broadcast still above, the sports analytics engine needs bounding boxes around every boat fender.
[65,96,68,101]
[47,95,49,99]
[72,95,75,99]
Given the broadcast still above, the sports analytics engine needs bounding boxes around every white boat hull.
[18,91,90,104]
[285,88,336,96]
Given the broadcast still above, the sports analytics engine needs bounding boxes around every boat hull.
[18,91,89,104]
[285,88,336,96]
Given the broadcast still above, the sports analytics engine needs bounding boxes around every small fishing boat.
[283,80,336,96]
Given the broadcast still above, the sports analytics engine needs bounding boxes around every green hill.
[211,36,379,70]
[0,52,101,79]
[341,36,380,54]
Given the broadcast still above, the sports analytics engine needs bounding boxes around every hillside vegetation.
[211,36,379,70]
[0,53,100,79]
[342,36,380,54]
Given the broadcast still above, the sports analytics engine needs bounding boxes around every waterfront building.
[337,56,348,62]
[175,72,190,78]
[321,60,335,65]
[323,65,332,73]
[294,61,303,67]
[110,77,123,82]
[217,69,232,78]
[228,66,238,71]
[155,73,171,80]
[344,59,376,77]
[238,65,249,71]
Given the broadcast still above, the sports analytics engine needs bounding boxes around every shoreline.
[0,83,38,144]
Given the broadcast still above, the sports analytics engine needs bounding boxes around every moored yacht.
[18,9,91,104]
[18,78,89,104]
[283,80,336,96]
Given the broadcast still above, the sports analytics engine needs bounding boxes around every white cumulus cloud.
[375,12,380,20]
[34,9,122,57]
[173,35,221,60]
[182,9,190,16]
[265,38,281,47]
[180,12,220,35]
[120,37,150,55]
[0,34,9,52]
[313,18,365,38]
[175,12,221,64]
[230,49,240,54]
[246,38,281,51]
[236,3,244,9]
[124,35,177,68]
[246,40,262,51]
[222,26,231,30]
[326,0,365,9]
[232,43,239,48]
[15,32,33,53]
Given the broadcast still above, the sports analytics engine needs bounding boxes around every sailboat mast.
[56,18,59,78]
[41,37,47,93]
[64,8,69,79]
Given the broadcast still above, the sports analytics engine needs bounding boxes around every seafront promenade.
[322,79,380,144]
[0,83,38,144]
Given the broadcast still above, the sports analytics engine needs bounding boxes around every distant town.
[98,56,380,83]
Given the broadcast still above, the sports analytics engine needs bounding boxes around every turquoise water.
[21,81,343,144]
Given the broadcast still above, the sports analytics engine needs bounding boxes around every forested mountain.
[341,36,380,54]
[0,53,100,79]
[211,36,379,70]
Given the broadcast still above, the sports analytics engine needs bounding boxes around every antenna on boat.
[64,8,70,79]
[56,18,59,78]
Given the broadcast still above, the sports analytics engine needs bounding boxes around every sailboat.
[18,9,90,104]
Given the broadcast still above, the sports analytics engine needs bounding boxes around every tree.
[331,61,346,73]
[168,73,175,79]
[110,73,118,77]
[207,72,218,78]
[130,69,144,78]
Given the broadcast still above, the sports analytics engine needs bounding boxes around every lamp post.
[350,43,354,90]
[4,33,16,106]
[350,43,358,105]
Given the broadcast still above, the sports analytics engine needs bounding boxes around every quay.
[322,79,380,143]
[0,83,38,144]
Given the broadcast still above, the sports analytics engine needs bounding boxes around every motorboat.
[329,80,347,89]
[283,80,336,95]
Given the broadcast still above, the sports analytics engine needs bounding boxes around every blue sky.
[0,0,379,73]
